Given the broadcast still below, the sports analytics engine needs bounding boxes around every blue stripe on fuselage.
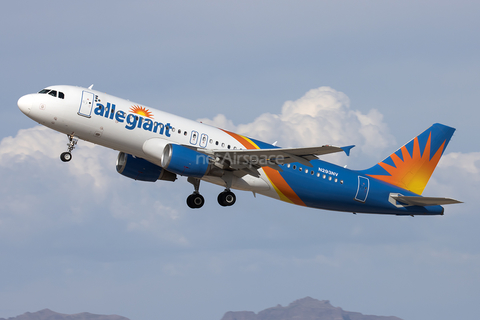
[277,159,443,215]
[242,137,442,215]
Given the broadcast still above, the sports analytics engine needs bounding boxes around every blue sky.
[1,1,479,320]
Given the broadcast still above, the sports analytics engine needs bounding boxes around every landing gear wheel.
[217,191,236,207]
[187,193,205,209]
[60,134,78,163]
[60,152,72,162]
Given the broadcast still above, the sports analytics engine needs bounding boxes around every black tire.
[218,191,236,207]
[60,152,72,162]
[187,194,204,209]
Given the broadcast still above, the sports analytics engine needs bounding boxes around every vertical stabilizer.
[360,123,455,195]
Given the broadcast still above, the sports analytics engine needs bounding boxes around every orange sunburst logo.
[367,133,446,195]
[130,105,154,119]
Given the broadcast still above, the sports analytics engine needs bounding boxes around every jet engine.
[116,152,176,182]
[161,144,211,178]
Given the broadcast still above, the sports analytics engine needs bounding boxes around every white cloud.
[0,126,63,162]
[198,87,396,161]
[427,151,480,205]
[0,126,114,193]
[438,151,480,175]
[0,126,187,244]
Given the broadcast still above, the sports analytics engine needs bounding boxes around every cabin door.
[78,91,95,118]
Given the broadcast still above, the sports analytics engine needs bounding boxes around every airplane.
[17,85,461,215]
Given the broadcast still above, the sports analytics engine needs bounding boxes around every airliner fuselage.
[17,85,460,215]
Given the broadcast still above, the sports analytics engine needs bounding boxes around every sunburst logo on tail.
[130,105,154,119]
[367,133,446,195]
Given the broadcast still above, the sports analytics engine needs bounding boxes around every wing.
[392,196,462,206]
[197,145,354,176]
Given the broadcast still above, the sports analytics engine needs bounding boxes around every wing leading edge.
[197,144,354,175]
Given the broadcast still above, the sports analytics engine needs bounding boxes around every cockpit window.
[38,89,65,99]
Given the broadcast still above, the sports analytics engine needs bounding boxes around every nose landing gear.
[60,134,78,162]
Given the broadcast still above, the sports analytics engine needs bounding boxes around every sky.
[1,1,479,320]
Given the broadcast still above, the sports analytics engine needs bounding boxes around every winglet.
[341,145,355,156]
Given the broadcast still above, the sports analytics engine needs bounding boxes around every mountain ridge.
[1,297,403,320]
[220,297,403,320]
[0,309,129,320]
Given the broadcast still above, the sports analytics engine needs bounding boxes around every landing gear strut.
[185,176,237,209]
[187,177,205,209]
[60,133,78,162]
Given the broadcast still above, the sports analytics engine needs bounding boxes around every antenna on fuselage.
[88,84,94,89]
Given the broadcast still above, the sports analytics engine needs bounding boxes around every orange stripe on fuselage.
[221,129,306,206]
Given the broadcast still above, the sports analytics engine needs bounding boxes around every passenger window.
[184,131,187,136]
[48,90,57,97]
[58,92,65,99]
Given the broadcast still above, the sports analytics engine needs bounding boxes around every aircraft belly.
[202,174,272,193]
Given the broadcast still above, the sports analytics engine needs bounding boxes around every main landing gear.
[187,193,205,209]
[60,134,78,162]
[217,189,236,207]
[187,177,205,209]
[186,177,236,209]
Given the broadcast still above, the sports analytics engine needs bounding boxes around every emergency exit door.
[355,176,370,202]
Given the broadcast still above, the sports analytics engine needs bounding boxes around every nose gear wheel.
[60,134,78,162]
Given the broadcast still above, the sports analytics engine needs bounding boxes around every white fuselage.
[17,85,275,197]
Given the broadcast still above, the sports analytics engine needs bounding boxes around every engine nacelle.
[116,152,176,182]
[161,144,211,178]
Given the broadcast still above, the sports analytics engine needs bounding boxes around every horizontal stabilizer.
[392,195,462,206]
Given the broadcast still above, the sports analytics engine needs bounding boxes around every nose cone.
[17,94,33,115]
